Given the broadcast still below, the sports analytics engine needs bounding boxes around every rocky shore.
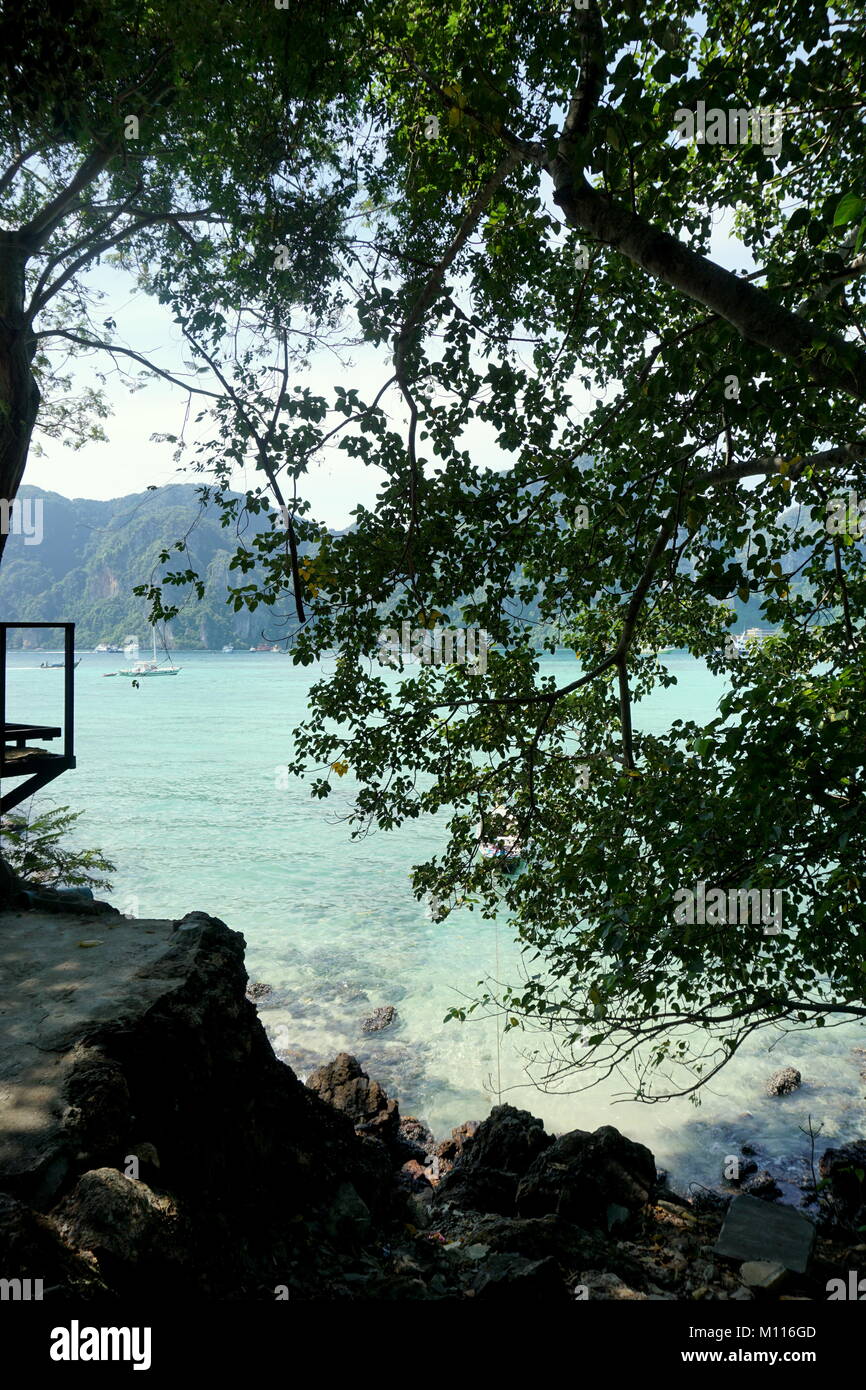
[0,908,863,1301]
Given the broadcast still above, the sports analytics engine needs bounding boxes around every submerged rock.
[361,1005,397,1034]
[766,1067,802,1097]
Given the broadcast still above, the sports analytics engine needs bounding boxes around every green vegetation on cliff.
[0,484,305,649]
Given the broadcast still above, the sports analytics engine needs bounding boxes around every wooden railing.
[1,623,76,813]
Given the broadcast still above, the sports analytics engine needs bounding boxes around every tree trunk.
[0,231,40,565]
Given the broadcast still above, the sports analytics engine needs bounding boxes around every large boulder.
[306,1052,399,1142]
[466,1105,552,1175]
[515,1125,656,1231]
[52,1162,180,1273]
[0,912,391,1298]
[434,1105,552,1214]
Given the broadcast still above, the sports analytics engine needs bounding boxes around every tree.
[11,0,865,1102]
[0,0,362,562]
[182,0,862,1102]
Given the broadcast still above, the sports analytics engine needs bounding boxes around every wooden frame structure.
[1,623,76,814]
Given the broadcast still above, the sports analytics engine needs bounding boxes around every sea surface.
[4,648,864,1194]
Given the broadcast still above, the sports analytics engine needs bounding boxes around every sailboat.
[116,629,180,678]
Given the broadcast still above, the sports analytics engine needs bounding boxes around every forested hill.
[1,482,816,649]
[0,484,309,650]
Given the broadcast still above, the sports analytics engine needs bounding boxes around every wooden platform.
[1,623,76,812]
[2,746,67,776]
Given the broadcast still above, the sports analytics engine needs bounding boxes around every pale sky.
[27,205,755,527]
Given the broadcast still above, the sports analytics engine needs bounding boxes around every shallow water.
[5,648,863,1192]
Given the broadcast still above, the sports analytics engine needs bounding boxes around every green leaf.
[833,193,865,226]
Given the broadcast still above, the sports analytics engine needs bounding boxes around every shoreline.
[0,899,861,1302]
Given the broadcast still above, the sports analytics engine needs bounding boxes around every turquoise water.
[4,649,864,1192]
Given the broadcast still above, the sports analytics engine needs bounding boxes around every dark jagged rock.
[741,1169,781,1200]
[435,1166,517,1216]
[434,1105,551,1214]
[690,1188,730,1216]
[766,1067,802,1097]
[306,1052,400,1142]
[435,1120,479,1174]
[819,1140,866,1223]
[457,1105,549,1177]
[396,1159,435,1194]
[53,1168,184,1290]
[471,1252,570,1301]
[516,1125,656,1231]
[394,1115,436,1166]
[0,1192,108,1298]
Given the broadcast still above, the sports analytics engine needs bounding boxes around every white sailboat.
[117,628,180,678]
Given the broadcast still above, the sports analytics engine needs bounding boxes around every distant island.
[1,483,785,651]
[0,484,304,651]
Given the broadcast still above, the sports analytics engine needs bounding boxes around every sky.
[27,204,756,528]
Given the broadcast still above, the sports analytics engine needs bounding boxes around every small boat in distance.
[221,644,234,652]
[40,659,81,669]
[479,803,523,870]
[114,628,180,678]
